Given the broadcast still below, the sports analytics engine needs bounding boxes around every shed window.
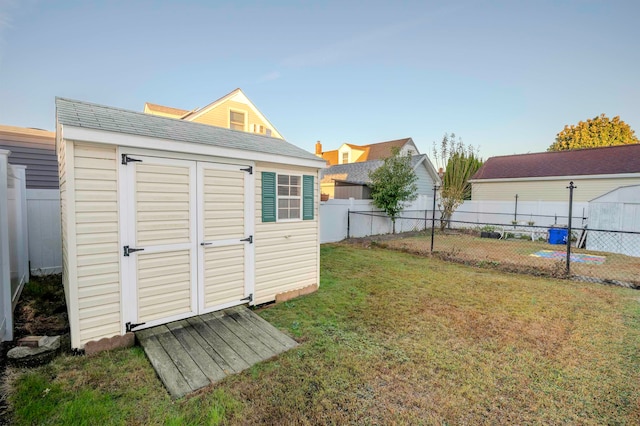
[230,110,245,131]
[277,175,301,220]
[261,172,314,222]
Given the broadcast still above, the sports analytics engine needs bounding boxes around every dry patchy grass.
[377,231,640,285]
[6,245,640,425]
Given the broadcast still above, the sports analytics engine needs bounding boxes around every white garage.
[56,98,325,351]
[586,184,640,257]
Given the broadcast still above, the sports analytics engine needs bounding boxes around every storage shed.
[56,98,326,351]
[586,185,640,257]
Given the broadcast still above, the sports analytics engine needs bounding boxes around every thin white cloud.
[258,70,281,82]
[279,6,458,69]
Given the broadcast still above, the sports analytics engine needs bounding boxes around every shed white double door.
[120,154,254,332]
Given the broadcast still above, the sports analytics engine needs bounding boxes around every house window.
[277,174,301,220]
[342,152,349,164]
[230,110,245,131]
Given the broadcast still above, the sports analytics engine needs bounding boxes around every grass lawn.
[6,244,640,424]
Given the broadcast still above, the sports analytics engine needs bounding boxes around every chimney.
[315,141,323,157]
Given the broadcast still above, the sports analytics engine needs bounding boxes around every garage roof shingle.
[472,144,640,180]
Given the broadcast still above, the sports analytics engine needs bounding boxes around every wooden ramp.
[136,305,298,398]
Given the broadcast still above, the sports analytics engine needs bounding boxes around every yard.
[4,244,640,424]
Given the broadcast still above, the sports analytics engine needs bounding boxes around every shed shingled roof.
[56,98,323,163]
[472,144,640,180]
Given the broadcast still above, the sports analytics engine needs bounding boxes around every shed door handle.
[123,246,144,256]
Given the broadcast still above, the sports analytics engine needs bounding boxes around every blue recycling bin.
[548,227,568,245]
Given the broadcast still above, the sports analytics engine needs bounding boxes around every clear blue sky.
[1,0,638,160]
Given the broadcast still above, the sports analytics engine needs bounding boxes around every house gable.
[143,89,283,139]
[183,89,283,139]
[321,137,416,166]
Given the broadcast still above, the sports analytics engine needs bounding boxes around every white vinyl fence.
[451,200,589,229]
[1,150,10,341]
[320,195,434,243]
[27,189,62,275]
[1,151,29,341]
[320,197,588,244]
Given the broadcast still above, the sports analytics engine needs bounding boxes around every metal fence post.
[566,181,576,275]
[514,194,519,223]
[424,209,428,232]
[347,209,350,239]
[431,185,438,253]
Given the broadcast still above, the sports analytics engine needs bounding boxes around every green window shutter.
[303,175,314,220]
[262,172,276,222]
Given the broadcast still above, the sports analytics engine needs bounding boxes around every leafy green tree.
[549,114,639,151]
[432,133,483,230]
[369,147,418,234]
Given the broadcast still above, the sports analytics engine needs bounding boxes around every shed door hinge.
[241,293,253,303]
[240,166,253,174]
[126,321,146,332]
[123,245,144,256]
[240,235,253,244]
[121,154,143,165]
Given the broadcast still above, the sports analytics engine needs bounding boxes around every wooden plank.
[226,310,290,353]
[186,316,250,372]
[137,307,299,398]
[181,324,234,375]
[234,307,298,349]
[139,334,191,398]
[166,321,227,382]
[156,329,210,392]
[217,314,277,359]
[200,314,263,365]
[136,324,170,341]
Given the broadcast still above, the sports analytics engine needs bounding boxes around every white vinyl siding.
[135,163,191,246]
[472,176,640,202]
[200,164,248,309]
[204,246,245,307]
[72,143,121,346]
[125,156,197,329]
[254,163,319,304]
[137,250,192,322]
[57,132,70,316]
[414,163,436,195]
[202,168,244,240]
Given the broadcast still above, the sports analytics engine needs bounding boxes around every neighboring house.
[317,137,429,198]
[0,125,57,189]
[470,144,640,202]
[316,137,419,166]
[321,154,441,200]
[56,97,325,351]
[144,88,283,139]
[0,125,62,275]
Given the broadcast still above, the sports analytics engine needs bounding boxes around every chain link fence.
[346,197,640,289]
